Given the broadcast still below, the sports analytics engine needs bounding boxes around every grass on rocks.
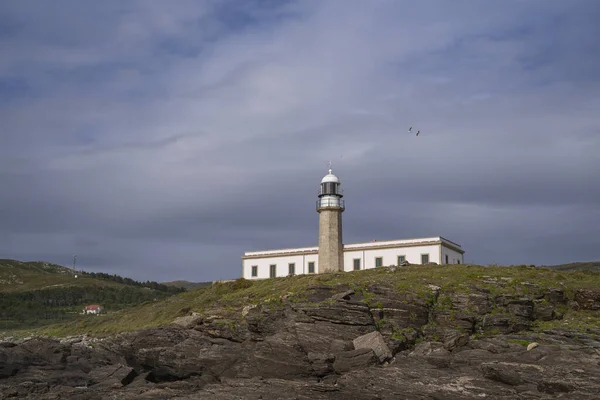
[533,310,600,333]
[7,264,600,339]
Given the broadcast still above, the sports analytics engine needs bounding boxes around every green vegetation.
[542,261,600,272]
[533,310,600,333]
[3,263,600,339]
[391,327,418,341]
[78,271,185,294]
[0,259,184,294]
[0,286,173,330]
[0,259,184,333]
[162,280,213,291]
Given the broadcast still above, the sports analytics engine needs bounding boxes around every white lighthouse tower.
[316,163,345,273]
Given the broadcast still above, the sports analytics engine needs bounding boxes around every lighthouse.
[242,163,466,279]
[316,163,345,273]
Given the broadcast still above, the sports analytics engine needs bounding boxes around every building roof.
[320,168,340,184]
[85,304,102,310]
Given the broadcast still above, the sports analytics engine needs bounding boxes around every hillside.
[161,279,213,291]
[0,259,184,332]
[0,259,185,294]
[0,259,116,293]
[17,263,600,338]
[2,263,600,399]
[542,261,600,272]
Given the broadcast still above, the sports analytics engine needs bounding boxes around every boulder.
[172,312,203,328]
[526,342,538,351]
[352,331,392,363]
[575,289,600,310]
[480,362,524,386]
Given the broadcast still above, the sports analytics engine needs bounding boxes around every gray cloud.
[1,0,599,282]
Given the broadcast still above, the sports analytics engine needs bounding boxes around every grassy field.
[7,263,598,339]
[161,280,213,291]
[0,259,125,293]
[543,261,600,272]
[0,259,182,334]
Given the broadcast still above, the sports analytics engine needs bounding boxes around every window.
[321,182,338,195]
[445,255,449,264]
[308,261,315,274]
[269,264,276,278]
[353,258,361,270]
[251,265,258,277]
[397,255,405,265]
[375,257,383,268]
[421,254,429,264]
[288,263,295,276]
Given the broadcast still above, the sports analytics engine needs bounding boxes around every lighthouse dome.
[321,168,340,184]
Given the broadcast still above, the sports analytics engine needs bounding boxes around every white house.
[241,165,466,280]
[242,236,464,279]
[83,304,103,315]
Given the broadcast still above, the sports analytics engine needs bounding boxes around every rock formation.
[1,280,600,399]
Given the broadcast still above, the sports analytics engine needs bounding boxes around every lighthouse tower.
[316,163,345,273]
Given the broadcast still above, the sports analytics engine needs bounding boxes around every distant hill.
[541,261,600,272]
[1,259,125,293]
[0,259,185,294]
[0,259,184,332]
[161,280,212,291]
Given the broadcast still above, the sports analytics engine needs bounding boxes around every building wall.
[242,253,319,279]
[441,245,464,264]
[343,244,441,271]
[243,243,450,278]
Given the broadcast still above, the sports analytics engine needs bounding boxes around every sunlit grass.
[5,264,600,339]
[0,259,124,293]
[533,310,600,333]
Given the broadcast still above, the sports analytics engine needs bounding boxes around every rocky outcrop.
[353,331,392,363]
[1,282,599,399]
[574,289,600,310]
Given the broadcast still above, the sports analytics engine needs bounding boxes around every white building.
[241,166,465,280]
[83,304,103,315]
[242,237,464,279]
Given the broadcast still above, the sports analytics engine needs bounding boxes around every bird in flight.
[408,126,421,136]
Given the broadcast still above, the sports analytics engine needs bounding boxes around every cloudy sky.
[1,0,599,283]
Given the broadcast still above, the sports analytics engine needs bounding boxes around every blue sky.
[1,0,599,282]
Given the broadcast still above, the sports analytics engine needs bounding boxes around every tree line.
[0,285,175,330]
[78,271,186,294]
